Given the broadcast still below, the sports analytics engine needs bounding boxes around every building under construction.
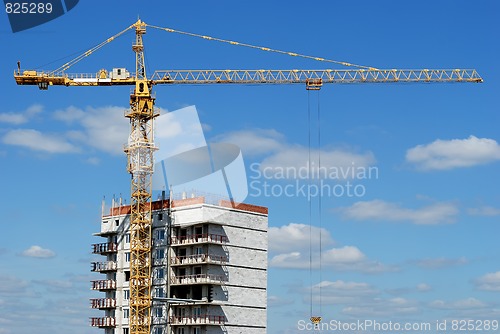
[90,194,268,334]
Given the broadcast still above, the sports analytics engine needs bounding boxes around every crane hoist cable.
[308,91,313,319]
[308,88,324,329]
[317,89,323,319]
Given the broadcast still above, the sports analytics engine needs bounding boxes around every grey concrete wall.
[224,246,267,269]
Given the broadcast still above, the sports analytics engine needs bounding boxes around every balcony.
[90,298,116,309]
[171,254,228,266]
[91,261,117,272]
[92,242,118,254]
[90,317,116,328]
[169,315,226,326]
[171,233,228,246]
[170,274,228,286]
[91,279,116,290]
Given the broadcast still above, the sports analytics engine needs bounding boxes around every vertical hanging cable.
[317,90,322,317]
[308,90,313,319]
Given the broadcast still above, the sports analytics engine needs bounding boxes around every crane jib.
[14,68,483,90]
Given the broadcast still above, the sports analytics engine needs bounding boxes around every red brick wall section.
[106,197,206,216]
[219,199,268,215]
[171,197,205,208]
[104,197,267,216]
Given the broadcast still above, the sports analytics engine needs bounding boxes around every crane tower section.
[123,20,158,334]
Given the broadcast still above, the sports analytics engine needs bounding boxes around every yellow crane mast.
[14,19,482,334]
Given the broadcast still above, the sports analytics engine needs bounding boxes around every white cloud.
[2,129,79,153]
[474,271,500,291]
[302,280,420,316]
[0,275,29,294]
[33,279,73,293]
[0,113,26,124]
[342,297,420,316]
[322,246,366,263]
[429,297,488,310]
[0,104,43,124]
[214,128,285,156]
[468,206,500,216]
[215,128,376,180]
[416,283,432,292]
[308,280,379,305]
[406,136,500,170]
[52,105,85,122]
[53,105,129,155]
[52,105,204,156]
[268,295,294,307]
[268,224,397,273]
[314,280,377,295]
[269,246,397,273]
[336,199,459,225]
[268,223,333,253]
[260,146,375,180]
[21,245,56,258]
[416,256,468,269]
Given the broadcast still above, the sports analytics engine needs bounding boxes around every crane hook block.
[310,316,322,329]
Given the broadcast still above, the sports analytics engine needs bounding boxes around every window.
[115,219,119,226]
[193,307,201,317]
[195,246,203,255]
[125,252,130,262]
[156,230,165,240]
[124,289,130,300]
[125,271,130,281]
[123,308,129,319]
[194,328,201,334]
[156,248,165,259]
[154,307,163,317]
[123,328,129,334]
[125,233,130,244]
[176,329,184,334]
[194,266,202,275]
[153,328,163,334]
[155,287,164,298]
[156,268,164,279]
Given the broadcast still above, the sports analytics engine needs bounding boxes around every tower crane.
[13,19,482,334]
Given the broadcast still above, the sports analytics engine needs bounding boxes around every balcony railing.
[90,317,116,328]
[171,253,228,266]
[90,298,116,309]
[171,233,228,245]
[170,274,228,285]
[91,279,116,290]
[92,242,118,254]
[169,315,226,325]
[91,261,117,272]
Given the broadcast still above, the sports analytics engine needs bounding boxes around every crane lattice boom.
[14,68,482,89]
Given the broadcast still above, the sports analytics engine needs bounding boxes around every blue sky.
[1,1,499,333]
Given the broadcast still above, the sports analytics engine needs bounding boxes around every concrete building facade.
[90,195,268,334]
